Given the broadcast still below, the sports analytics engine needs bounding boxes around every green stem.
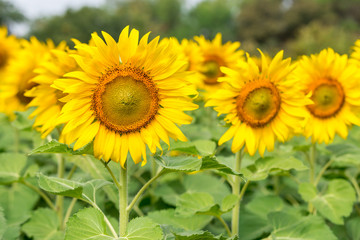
[119,160,128,237]
[20,180,56,211]
[127,169,165,213]
[103,161,121,190]
[216,215,231,237]
[308,143,316,213]
[231,150,243,237]
[314,159,334,186]
[55,154,65,225]
[348,176,360,202]
[239,180,250,200]
[66,165,77,180]
[13,126,19,153]
[62,198,77,229]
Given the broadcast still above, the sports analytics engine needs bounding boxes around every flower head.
[206,50,310,156]
[55,26,198,167]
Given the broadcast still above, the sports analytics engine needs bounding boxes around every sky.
[10,0,202,36]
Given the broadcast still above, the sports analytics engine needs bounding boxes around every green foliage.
[123,217,163,240]
[38,173,83,198]
[22,208,63,240]
[299,179,356,224]
[30,140,92,155]
[0,153,27,184]
[173,231,237,240]
[0,207,6,239]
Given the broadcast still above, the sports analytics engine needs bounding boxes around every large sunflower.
[294,48,360,144]
[0,26,20,81]
[55,26,198,167]
[206,51,310,156]
[0,37,57,118]
[194,33,244,93]
[25,42,76,138]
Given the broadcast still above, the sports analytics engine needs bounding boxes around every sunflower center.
[0,44,9,69]
[17,81,37,105]
[236,81,281,128]
[307,78,345,118]
[201,59,224,85]
[93,66,159,133]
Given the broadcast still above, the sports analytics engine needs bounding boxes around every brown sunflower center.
[201,57,224,85]
[236,81,281,128]
[17,80,37,105]
[306,78,345,118]
[93,66,159,133]
[0,44,8,69]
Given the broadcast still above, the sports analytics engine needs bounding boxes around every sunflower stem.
[231,149,243,237]
[62,198,77,229]
[55,154,65,228]
[66,164,77,180]
[216,215,231,237]
[119,160,128,237]
[20,180,56,211]
[308,143,316,213]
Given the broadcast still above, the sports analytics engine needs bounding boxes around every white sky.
[9,0,202,36]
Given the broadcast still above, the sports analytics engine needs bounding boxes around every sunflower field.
[1,0,360,239]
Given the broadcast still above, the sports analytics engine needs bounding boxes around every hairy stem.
[62,198,77,229]
[308,143,316,213]
[216,215,231,236]
[119,160,128,236]
[231,150,243,236]
[55,154,65,226]
[314,159,334,186]
[20,180,56,211]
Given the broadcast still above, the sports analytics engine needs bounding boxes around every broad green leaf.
[122,217,163,240]
[245,195,284,219]
[148,209,212,231]
[193,140,216,156]
[38,173,83,198]
[173,231,237,240]
[241,156,308,181]
[346,217,360,240]
[0,153,27,184]
[0,207,6,239]
[30,140,92,155]
[239,211,272,240]
[154,184,179,206]
[183,174,231,204]
[269,212,337,240]
[65,207,116,240]
[200,156,242,176]
[22,208,63,240]
[176,192,215,216]
[82,179,113,203]
[299,179,356,224]
[154,155,202,172]
[0,183,39,240]
[220,194,239,212]
[169,140,198,155]
[298,183,317,202]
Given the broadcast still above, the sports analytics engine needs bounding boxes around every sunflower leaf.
[0,207,6,239]
[121,217,163,240]
[65,207,117,240]
[154,155,202,172]
[29,140,92,155]
[201,155,243,176]
[193,139,216,156]
[173,231,238,240]
[22,208,63,240]
[38,173,83,198]
[0,153,27,184]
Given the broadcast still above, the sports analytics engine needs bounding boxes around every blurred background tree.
[1,0,360,57]
[0,0,25,31]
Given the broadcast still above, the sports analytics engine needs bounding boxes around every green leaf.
[0,153,27,184]
[0,207,6,239]
[245,195,284,219]
[312,179,356,224]
[148,209,212,231]
[346,217,360,240]
[82,179,113,203]
[22,208,63,240]
[173,231,237,240]
[193,140,216,156]
[239,211,272,240]
[169,140,198,155]
[65,207,116,240]
[241,156,308,181]
[154,155,202,172]
[30,140,92,155]
[298,183,317,202]
[269,212,337,240]
[123,217,163,240]
[220,194,239,212]
[200,156,242,176]
[176,192,215,216]
[11,110,34,130]
[0,183,39,240]
[38,173,83,198]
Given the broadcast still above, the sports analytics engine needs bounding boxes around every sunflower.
[0,26,20,81]
[194,33,244,93]
[55,26,198,167]
[294,48,360,144]
[24,41,77,138]
[206,50,310,156]
[350,39,360,66]
[0,37,58,118]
